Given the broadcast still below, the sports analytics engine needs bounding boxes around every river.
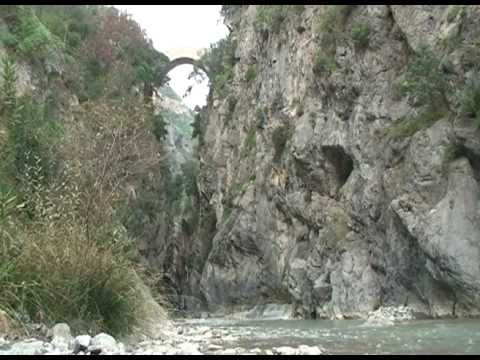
[174,317,480,355]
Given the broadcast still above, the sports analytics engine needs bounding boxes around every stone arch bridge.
[161,57,209,83]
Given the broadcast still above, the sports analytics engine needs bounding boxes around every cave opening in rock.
[321,145,354,188]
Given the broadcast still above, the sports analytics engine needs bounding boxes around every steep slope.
[0,5,173,337]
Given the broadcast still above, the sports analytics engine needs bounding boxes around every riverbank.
[0,321,324,355]
[2,310,480,355]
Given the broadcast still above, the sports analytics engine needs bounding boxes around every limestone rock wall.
[154,5,480,319]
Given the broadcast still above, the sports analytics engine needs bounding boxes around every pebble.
[221,348,239,355]
[73,335,92,354]
[51,323,73,351]
[176,342,203,355]
[5,339,47,355]
[91,333,118,354]
[207,343,223,350]
[297,345,324,355]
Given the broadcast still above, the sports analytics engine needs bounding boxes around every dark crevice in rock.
[457,144,480,181]
[292,145,354,197]
[321,145,354,189]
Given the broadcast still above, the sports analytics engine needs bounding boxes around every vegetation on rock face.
[241,127,256,157]
[388,45,456,139]
[152,112,169,142]
[1,5,169,102]
[272,123,292,162]
[313,49,337,76]
[198,34,237,98]
[446,5,466,23]
[458,73,480,126]
[0,5,171,337]
[254,5,305,35]
[256,106,268,129]
[387,105,449,141]
[313,5,355,67]
[224,95,237,126]
[0,56,61,209]
[350,22,370,49]
[192,111,205,144]
[254,5,287,35]
[220,5,243,20]
[444,143,468,163]
[314,6,355,37]
[245,64,257,84]
[0,5,64,70]
[399,45,452,109]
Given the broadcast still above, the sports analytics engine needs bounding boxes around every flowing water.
[176,318,480,355]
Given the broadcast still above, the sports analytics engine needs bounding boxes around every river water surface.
[176,318,480,355]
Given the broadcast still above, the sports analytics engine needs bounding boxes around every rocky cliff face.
[156,86,196,173]
[152,5,480,319]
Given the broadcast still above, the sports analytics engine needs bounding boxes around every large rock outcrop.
[150,5,480,319]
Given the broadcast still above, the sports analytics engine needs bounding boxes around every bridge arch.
[161,57,209,84]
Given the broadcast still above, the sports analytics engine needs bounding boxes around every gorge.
[1,4,480,355]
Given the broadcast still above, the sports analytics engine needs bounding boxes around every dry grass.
[1,216,140,336]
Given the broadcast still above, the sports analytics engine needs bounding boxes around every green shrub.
[272,123,292,162]
[313,50,337,76]
[245,64,257,84]
[199,34,237,97]
[152,112,168,142]
[222,202,233,222]
[272,90,284,113]
[351,23,370,48]
[387,104,448,141]
[192,112,202,139]
[181,159,199,197]
[446,5,466,23]
[1,57,61,189]
[444,143,467,162]
[399,45,452,108]
[314,6,355,54]
[458,74,480,126]
[256,106,268,129]
[34,5,97,54]
[241,127,256,157]
[0,188,20,262]
[221,5,242,19]
[254,5,287,34]
[224,96,237,126]
[1,56,18,118]
[0,26,18,47]
[254,5,304,35]
[0,6,169,338]
[2,96,61,188]
[311,6,356,78]
[11,6,64,61]
[457,43,480,71]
